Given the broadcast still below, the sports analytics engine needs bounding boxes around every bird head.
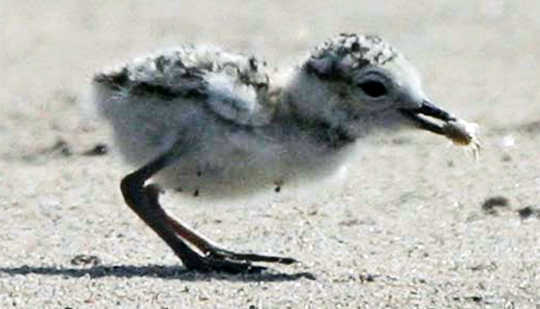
[294,33,457,139]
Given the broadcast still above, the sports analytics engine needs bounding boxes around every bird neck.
[272,68,357,148]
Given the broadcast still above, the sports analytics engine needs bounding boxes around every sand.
[1,1,539,308]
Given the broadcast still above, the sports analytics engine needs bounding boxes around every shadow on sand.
[0,264,316,282]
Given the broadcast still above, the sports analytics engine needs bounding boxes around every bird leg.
[161,203,296,264]
[120,150,296,273]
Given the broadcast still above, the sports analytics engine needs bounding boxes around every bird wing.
[203,68,274,127]
[93,46,275,127]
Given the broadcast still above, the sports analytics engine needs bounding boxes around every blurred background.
[2,1,539,136]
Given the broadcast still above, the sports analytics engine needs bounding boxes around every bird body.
[93,35,430,196]
[92,34,475,272]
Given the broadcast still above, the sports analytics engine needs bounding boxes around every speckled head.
[306,33,398,77]
[304,33,422,107]
[299,33,456,137]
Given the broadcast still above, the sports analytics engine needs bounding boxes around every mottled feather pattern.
[305,33,399,80]
[311,33,398,66]
[93,46,270,102]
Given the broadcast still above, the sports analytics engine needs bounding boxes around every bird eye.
[357,80,387,98]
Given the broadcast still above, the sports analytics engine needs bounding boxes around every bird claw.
[205,246,298,265]
[185,254,266,274]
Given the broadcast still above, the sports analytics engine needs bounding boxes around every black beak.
[399,100,456,135]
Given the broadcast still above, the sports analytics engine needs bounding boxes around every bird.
[92,33,476,273]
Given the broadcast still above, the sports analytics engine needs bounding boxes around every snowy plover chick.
[92,33,478,273]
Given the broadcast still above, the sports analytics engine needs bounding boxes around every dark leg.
[159,199,296,264]
[120,150,296,273]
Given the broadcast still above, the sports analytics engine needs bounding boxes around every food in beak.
[442,119,479,146]
[400,101,481,158]
[442,118,481,159]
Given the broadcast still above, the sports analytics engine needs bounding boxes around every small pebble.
[481,196,509,215]
[70,254,101,266]
[501,154,512,162]
[49,139,72,157]
[82,143,109,156]
[497,135,515,148]
[517,206,540,219]
[358,273,376,283]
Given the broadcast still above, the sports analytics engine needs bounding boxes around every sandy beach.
[1,1,539,307]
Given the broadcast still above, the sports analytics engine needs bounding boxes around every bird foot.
[205,245,297,265]
[183,254,267,274]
